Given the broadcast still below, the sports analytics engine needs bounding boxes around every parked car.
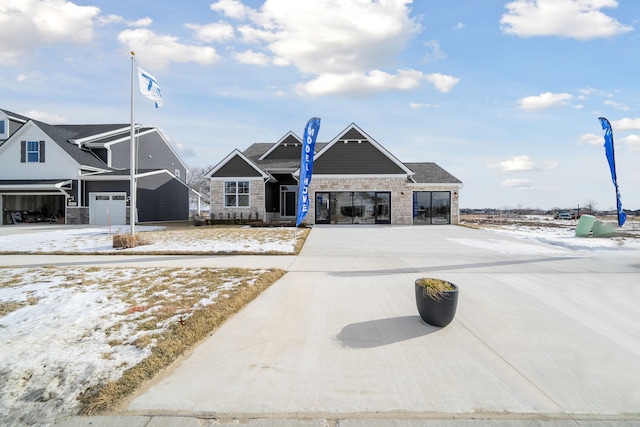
[554,211,572,220]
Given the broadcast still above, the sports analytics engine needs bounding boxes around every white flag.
[137,67,163,108]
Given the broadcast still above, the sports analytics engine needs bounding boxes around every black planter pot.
[415,280,459,327]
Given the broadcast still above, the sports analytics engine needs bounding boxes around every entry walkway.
[53,225,640,426]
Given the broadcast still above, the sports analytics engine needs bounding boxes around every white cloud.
[296,69,456,97]
[544,160,559,170]
[210,0,252,20]
[501,178,533,189]
[233,50,270,65]
[410,102,440,109]
[611,118,640,130]
[424,73,460,93]
[501,0,633,40]
[604,100,630,111]
[577,132,602,146]
[129,17,153,27]
[96,15,152,27]
[186,22,235,43]
[217,0,446,97]
[518,92,573,111]
[423,40,446,62]
[118,29,220,69]
[22,110,67,124]
[0,0,100,64]
[453,22,464,30]
[489,155,536,172]
[622,135,640,151]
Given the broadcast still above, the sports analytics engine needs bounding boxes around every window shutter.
[39,140,45,162]
[21,141,26,163]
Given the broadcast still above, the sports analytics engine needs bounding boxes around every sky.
[1,0,639,211]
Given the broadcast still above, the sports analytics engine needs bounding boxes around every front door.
[280,185,297,219]
[315,192,330,224]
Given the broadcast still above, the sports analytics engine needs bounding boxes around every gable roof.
[258,131,302,161]
[1,108,187,174]
[404,162,462,184]
[205,149,270,180]
[30,121,112,171]
[310,123,414,176]
[240,141,328,172]
[210,122,462,186]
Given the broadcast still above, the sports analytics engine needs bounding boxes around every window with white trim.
[224,180,250,207]
[27,141,41,162]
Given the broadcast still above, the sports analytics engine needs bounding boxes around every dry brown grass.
[416,278,455,301]
[79,268,286,415]
[0,301,26,317]
[112,233,152,249]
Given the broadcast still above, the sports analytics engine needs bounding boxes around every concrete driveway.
[57,225,640,426]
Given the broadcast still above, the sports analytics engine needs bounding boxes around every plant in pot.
[415,278,459,327]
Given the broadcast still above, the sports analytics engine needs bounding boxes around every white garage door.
[89,193,126,225]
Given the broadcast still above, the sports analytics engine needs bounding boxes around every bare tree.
[583,199,598,215]
[187,165,213,205]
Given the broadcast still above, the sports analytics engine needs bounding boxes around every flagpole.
[130,52,136,236]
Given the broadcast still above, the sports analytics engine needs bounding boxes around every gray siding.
[213,156,262,177]
[110,131,186,181]
[262,135,301,161]
[340,128,366,140]
[263,143,301,161]
[137,131,185,179]
[137,174,189,222]
[314,140,406,175]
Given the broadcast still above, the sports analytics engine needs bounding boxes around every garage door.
[89,193,126,225]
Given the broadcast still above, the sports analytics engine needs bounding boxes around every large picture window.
[413,191,451,224]
[224,180,250,207]
[314,191,391,224]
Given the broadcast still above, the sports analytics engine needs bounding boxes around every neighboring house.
[0,108,189,226]
[206,123,462,225]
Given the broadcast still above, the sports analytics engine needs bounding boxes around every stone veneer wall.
[209,179,265,221]
[306,177,460,225]
[66,207,89,225]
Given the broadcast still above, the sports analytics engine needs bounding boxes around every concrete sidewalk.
[56,225,640,426]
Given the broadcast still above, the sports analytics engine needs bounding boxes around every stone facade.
[306,177,460,225]
[65,206,89,225]
[209,178,265,221]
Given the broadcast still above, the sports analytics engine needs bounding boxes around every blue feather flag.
[598,117,626,227]
[296,117,321,227]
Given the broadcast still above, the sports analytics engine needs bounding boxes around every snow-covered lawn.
[460,215,640,252]
[0,225,302,254]
[0,266,279,426]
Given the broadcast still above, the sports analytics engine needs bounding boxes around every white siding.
[0,123,79,179]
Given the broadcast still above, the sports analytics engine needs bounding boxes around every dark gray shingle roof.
[404,162,462,184]
[33,121,110,170]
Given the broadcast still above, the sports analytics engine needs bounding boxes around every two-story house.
[0,108,189,226]
[206,123,463,225]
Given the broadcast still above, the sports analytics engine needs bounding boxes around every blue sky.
[1,0,639,211]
